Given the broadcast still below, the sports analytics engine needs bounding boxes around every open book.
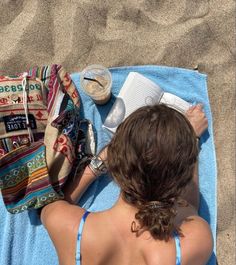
[103,72,191,133]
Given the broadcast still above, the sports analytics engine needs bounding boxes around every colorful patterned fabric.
[0,141,62,213]
[0,65,93,214]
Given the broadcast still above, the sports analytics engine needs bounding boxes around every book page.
[160,92,191,113]
[103,72,163,133]
[119,72,163,113]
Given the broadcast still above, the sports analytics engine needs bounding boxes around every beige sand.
[0,0,235,264]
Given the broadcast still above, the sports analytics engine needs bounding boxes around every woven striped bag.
[0,64,93,213]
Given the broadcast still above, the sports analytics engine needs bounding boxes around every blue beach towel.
[0,65,217,265]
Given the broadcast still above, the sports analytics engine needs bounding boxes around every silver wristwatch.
[88,156,108,177]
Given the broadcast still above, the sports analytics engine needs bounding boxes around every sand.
[0,0,235,264]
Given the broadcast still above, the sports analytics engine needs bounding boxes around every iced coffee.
[80,65,112,105]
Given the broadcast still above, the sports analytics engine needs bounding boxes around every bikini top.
[75,211,182,265]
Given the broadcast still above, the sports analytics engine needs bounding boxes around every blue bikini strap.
[75,212,181,265]
[76,211,90,262]
[174,232,182,265]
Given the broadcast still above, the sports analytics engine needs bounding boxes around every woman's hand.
[186,104,208,138]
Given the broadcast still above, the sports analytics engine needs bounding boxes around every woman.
[41,104,213,265]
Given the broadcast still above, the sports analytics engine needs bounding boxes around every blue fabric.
[174,233,182,265]
[0,65,217,265]
[76,211,90,265]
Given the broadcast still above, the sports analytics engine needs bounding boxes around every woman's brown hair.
[107,104,199,241]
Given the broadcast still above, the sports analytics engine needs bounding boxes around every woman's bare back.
[80,210,178,265]
[56,200,212,265]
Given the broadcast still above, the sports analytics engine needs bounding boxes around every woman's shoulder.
[177,205,213,265]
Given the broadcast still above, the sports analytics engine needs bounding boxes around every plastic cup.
[80,65,112,105]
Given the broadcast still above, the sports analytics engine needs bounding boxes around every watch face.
[90,156,107,175]
[96,159,103,167]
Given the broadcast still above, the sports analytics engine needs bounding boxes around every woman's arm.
[40,165,96,261]
[181,104,208,211]
[63,147,108,203]
[181,162,199,210]
[41,150,107,223]
[40,151,107,264]
[177,106,213,264]
[63,165,97,204]
[40,166,96,230]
